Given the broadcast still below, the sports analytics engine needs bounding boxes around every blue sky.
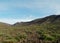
[0,0,60,24]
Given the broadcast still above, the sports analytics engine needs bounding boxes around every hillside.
[0,15,60,43]
[14,15,60,26]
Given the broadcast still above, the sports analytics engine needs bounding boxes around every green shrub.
[15,33,27,41]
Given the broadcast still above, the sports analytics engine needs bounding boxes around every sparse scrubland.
[0,15,60,43]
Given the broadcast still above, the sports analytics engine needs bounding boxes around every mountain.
[14,15,60,26]
[0,15,60,43]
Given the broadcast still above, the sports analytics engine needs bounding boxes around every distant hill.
[0,22,11,28]
[14,15,60,26]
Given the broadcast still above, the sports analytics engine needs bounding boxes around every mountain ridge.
[0,15,60,26]
[13,15,60,26]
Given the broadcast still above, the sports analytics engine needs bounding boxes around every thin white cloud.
[0,0,60,12]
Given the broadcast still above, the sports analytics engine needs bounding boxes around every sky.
[0,0,60,24]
